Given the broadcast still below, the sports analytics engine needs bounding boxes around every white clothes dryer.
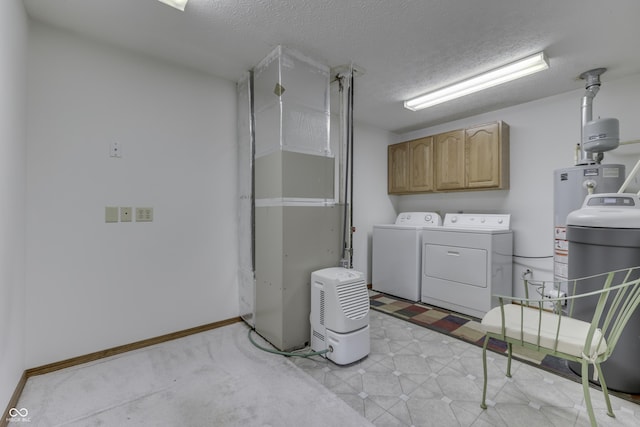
[372,212,442,301]
[421,214,513,318]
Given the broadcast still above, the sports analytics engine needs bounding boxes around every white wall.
[351,123,396,281]
[25,23,238,367]
[0,0,28,410]
[328,81,396,283]
[395,73,640,295]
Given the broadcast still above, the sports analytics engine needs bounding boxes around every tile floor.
[13,305,640,426]
[292,309,640,426]
[368,291,640,407]
[13,322,371,427]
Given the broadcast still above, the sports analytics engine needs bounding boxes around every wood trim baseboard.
[3,317,242,426]
[26,316,242,377]
[2,371,27,427]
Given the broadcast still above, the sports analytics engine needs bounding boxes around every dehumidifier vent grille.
[313,329,325,342]
[336,281,369,320]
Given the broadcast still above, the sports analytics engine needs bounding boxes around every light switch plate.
[120,207,132,222]
[105,206,119,223]
[136,207,153,222]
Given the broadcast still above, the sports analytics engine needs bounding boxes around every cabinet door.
[435,130,465,190]
[388,142,409,194]
[466,122,505,189]
[409,137,434,192]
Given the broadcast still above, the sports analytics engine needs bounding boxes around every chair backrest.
[522,267,640,360]
[580,268,640,360]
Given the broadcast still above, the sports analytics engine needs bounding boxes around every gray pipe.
[578,68,606,165]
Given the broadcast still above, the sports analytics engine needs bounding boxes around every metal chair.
[479,266,640,427]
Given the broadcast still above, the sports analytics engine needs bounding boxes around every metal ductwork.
[577,68,619,165]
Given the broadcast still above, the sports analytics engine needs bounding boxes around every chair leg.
[480,335,489,410]
[506,342,512,378]
[595,363,615,418]
[581,360,597,427]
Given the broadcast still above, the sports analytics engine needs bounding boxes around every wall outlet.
[120,207,132,222]
[110,142,122,158]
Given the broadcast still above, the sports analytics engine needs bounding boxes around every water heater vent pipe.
[578,68,606,165]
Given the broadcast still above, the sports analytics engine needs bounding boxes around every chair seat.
[481,304,607,358]
[480,268,640,426]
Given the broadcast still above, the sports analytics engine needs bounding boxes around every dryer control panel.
[443,213,510,230]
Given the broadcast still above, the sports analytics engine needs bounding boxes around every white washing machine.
[421,213,512,318]
[372,212,442,301]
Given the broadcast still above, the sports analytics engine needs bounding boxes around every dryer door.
[423,244,487,288]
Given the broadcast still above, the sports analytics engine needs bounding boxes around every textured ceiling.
[22,0,640,133]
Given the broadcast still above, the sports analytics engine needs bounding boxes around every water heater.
[553,164,625,292]
[553,68,626,293]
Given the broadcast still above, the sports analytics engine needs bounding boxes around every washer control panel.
[395,212,442,226]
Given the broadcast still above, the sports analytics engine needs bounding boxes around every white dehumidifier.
[310,267,370,365]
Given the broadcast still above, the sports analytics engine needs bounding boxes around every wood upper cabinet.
[435,130,465,190]
[388,142,409,193]
[388,137,434,194]
[409,136,434,192]
[387,121,509,194]
[465,121,509,190]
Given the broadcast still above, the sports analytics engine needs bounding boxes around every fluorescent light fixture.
[404,52,549,111]
[157,0,189,11]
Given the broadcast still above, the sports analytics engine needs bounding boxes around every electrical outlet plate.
[110,142,122,158]
[136,207,153,222]
[120,207,132,222]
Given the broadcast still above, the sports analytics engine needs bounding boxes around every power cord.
[247,328,330,358]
